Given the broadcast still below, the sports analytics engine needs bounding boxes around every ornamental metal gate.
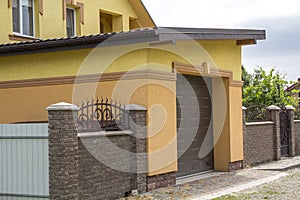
[279,109,290,157]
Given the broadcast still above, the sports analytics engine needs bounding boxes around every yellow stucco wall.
[146,80,177,176]
[39,0,65,39]
[200,40,242,81]
[0,77,177,175]
[0,39,244,175]
[229,86,243,162]
[0,0,153,44]
[0,40,241,81]
[0,49,91,81]
[211,78,244,171]
[212,78,230,171]
[0,3,12,44]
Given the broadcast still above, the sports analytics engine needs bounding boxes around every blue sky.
[142,0,300,81]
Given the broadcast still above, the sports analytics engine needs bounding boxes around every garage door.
[176,74,214,177]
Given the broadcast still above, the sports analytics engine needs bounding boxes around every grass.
[287,173,300,178]
[211,194,253,200]
[212,190,286,200]
[211,194,238,200]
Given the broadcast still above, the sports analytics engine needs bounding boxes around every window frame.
[66,7,76,37]
[12,0,35,38]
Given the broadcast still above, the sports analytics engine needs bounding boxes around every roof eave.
[0,27,267,56]
[158,27,266,41]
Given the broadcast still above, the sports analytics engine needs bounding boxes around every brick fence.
[295,120,300,155]
[243,121,275,166]
[47,102,147,200]
[243,105,299,166]
[47,101,300,199]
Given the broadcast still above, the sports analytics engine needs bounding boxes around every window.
[100,11,123,33]
[12,0,34,37]
[66,8,76,37]
[100,12,112,33]
[129,18,140,30]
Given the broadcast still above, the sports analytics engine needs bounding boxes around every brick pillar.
[266,105,281,160]
[125,104,147,194]
[46,102,80,200]
[242,106,247,167]
[285,106,296,157]
[242,106,247,134]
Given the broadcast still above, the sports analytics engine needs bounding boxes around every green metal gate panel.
[0,124,49,200]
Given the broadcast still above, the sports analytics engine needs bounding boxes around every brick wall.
[48,107,79,200]
[243,106,299,166]
[47,102,147,200]
[147,172,176,191]
[294,121,300,155]
[78,133,136,200]
[243,122,275,166]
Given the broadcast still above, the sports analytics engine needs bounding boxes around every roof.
[0,27,266,56]
[286,79,300,92]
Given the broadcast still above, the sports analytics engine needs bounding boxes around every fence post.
[46,102,80,200]
[125,104,147,193]
[266,105,281,161]
[242,106,247,132]
[285,106,296,157]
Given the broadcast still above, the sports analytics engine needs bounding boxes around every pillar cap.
[46,102,80,111]
[285,105,295,110]
[242,106,247,110]
[125,104,147,111]
[266,105,280,110]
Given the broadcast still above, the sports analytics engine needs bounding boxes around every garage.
[176,74,214,177]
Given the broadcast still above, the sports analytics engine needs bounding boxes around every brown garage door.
[176,74,214,177]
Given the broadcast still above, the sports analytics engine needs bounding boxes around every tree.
[241,65,252,99]
[242,67,297,108]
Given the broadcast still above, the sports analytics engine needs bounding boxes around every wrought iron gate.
[279,109,290,157]
[78,97,130,132]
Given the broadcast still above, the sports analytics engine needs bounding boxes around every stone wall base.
[228,160,243,172]
[147,172,176,191]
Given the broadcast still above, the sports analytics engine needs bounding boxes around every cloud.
[143,0,300,28]
[241,15,300,80]
[141,0,300,80]
[241,15,300,57]
[243,54,300,81]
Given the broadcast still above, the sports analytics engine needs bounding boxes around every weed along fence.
[243,105,300,167]
[0,123,49,200]
[47,101,147,200]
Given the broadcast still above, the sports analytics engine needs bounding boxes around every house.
[286,78,300,109]
[0,0,154,43]
[0,0,266,193]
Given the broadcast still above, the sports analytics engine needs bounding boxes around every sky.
[142,0,300,81]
